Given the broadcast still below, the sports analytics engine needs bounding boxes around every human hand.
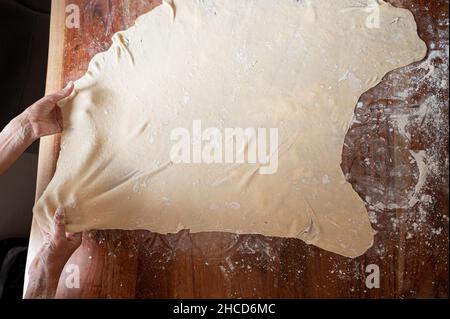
[24,81,74,140]
[40,207,82,271]
[25,207,82,299]
[0,82,75,176]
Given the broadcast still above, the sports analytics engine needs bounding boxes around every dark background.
[0,0,51,299]
[0,0,51,153]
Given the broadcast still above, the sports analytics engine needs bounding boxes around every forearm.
[0,113,35,175]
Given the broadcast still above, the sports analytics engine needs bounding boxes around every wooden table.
[25,0,449,298]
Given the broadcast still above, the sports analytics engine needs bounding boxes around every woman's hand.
[25,208,82,299]
[0,82,74,175]
[25,81,74,140]
[40,207,82,272]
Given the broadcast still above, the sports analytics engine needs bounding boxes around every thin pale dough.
[34,0,426,258]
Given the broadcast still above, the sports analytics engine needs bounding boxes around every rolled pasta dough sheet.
[34,0,427,257]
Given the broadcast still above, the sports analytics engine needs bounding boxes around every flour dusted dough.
[34,0,426,257]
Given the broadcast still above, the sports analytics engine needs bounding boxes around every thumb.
[53,207,67,240]
[47,81,75,104]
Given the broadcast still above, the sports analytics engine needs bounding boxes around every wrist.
[0,113,35,175]
[9,112,37,144]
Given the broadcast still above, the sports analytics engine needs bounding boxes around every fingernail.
[55,207,63,216]
[55,207,65,224]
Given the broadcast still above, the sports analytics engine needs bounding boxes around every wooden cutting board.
[25,0,449,298]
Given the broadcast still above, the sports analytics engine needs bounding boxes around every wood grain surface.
[28,0,449,298]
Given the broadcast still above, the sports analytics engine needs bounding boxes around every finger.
[41,230,51,244]
[40,227,49,238]
[53,207,67,239]
[46,81,75,104]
